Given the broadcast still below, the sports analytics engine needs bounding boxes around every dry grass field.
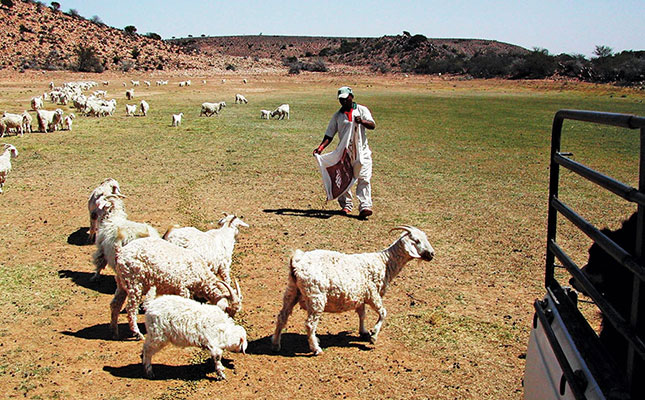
[0,71,643,399]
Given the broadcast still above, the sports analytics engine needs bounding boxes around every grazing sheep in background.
[91,194,160,282]
[144,81,151,87]
[242,79,247,84]
[260,109,271,119]
[569,212,643,376]
[200,102,225,117]
[142,291,247,380]
[21,111,32,134]
[235,94,248,104]
[111,234,242,339]
[202,80,207,84]
[221,79,226,84]
[125,104,136,116]
[171,113,183,127]
[87,178,122,244]
[139,100,149,117]
[0,144,18,193]
[36,109,63,132]
[163,214,249,284]
[31,96,43,110]
[271,225,435,355]
[0,112,24,137]
[102,81,109,86]
[125,89,134,100]
[271,104,290,120]
[62,113,75,131]
[131,80,140,87]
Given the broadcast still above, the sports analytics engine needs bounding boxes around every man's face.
[339,94,353,109]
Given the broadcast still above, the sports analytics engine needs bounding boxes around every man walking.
[313,86,376,219]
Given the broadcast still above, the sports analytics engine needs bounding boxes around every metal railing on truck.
[542,110,645,399]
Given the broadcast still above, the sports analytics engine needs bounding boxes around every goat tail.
[288,249,304,283]
[162,224,180,240]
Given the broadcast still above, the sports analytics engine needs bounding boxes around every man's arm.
[354,115,375,130]
[313,136,332,155]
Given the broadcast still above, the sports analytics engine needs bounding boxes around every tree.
[90,15,103,24]
[50,1,60,11]
[124,25,137,35]
[145,32,161,40]
[594,45,613,58]
[75,45,104,73]
[68,8,79,17]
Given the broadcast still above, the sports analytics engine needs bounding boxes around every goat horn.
[389,225,413,234]
[216,280,238,303]
[235,278,242,299]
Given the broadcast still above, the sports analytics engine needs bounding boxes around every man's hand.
[355,115,363,125]
[313,145,324,155]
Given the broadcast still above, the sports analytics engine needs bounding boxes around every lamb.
[125,89,134,100]
[260,109,271,119]
[0,144,18,193]
[171,112,183,127]
[235,94,248,104]
[131,80,140,87]
[139,100,149,117]
[87,178,123,244]
[271,225,435,355]
[111,233,242,339]
[102,81,109,86]
[163,214,249,284]
[200,102,225,117]
[0,112,24,137]
[21,111,32,133]
[30,96,43,110]
[144,81,151,87]
[125,104,137,116]
[271,104,290,120]
[91,194,160,282]
[36,109,63,132]
[141,290,247,379]
[62,113,75,131]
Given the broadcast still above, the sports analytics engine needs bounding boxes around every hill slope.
[0,0,278,72]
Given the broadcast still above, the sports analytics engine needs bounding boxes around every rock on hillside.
[0,0,277,72]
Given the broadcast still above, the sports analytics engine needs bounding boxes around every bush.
[225,64,236,71]
[50,1,59,11]
[131,47,140,59]
[1,0,14,8]
[510,49,556,79]
[119,60,134,72]
[145,32,161,40]
[124,25,137,35]
[68,8,79,17]
[75,45,104,73]
[90,15,103,25]
[466,53,513,78]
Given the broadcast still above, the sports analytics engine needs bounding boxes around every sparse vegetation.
[75,44,104,73]
[123,25,137,35]
[1,0,14,8]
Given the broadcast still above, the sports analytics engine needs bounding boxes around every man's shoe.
[341,207,351,215]
[359,209,373,218]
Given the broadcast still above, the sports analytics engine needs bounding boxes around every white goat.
[62,113,75,131]
[271,225,435,355]
[163,214,249,284]
[125,89,134,100]
[111,234,242,339]
[0,112,24,137]
[142,291,247,379]
[271,104,290,120]
[0,144,18,193]
[36,109,63,132]
[31,96,43,110]
[139,100,149,117]
[91,194,160,282]
[171,112,183,127]
[260,109,271,119]
[235,94,248,104]
[125,104,136,116]
[87,178,122,244]
[21,111,32,133]
[200,102,225,117]
[144,81,151,87]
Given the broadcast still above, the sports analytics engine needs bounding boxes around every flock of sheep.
[2,78,435,380]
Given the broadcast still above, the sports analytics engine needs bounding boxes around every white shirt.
[324,103,374,157]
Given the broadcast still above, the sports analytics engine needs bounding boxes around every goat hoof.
[369,335,378,344]
[312,348,323,356]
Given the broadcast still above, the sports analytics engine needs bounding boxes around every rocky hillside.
[0,0,277,72]
[171,34,530,73]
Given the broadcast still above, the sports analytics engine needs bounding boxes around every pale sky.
[59,0,643,57]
